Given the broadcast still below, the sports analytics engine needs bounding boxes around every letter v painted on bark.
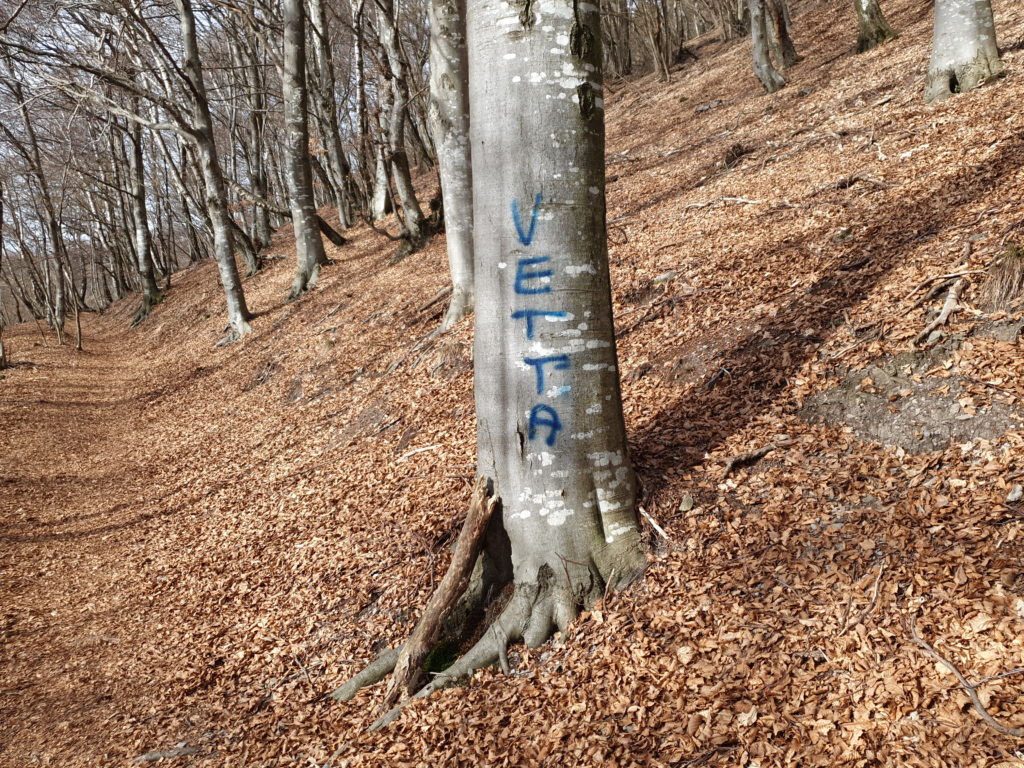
[510,193,542,246]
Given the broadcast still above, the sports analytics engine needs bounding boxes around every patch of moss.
[422,641,459,674]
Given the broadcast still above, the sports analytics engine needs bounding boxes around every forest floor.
[3,0,1024,765]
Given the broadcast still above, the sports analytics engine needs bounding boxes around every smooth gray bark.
[924,0,1003,102]
[309,0,352,229]
[370,149,391,221]
[469,0,646,643]
[176,0,252,341]
[283,0,328,300]
[749,0,786,92]
[128,120,162,324]
[374,0,427,247]
[855,0,898,52]
[427,0,474,331]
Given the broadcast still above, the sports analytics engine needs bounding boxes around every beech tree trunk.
[283,0,328,299]
[428,0,474,331]
[766,0,801,68]
[128,120,162,324]
[469,0,646,644]
[374,0,428,247]
[176,0,252,341]
[924,0,1002,102]
[749,0,786,92]
[370,149,392,221]
[309,0,352,229]
[855,0,898,52]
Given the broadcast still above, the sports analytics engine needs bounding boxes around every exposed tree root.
[333,476,643,731]
[437,288,473,334]
[215,320,252,347]
[370,583,543,731]
[907,613,1024,738]
[913,277,964,346]
[331,647,401,702]
[131,292,163,327]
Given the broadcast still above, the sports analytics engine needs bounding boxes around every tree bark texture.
[309,0,352,229]
[374,0,427,246]
[469,0,646,644]
[176,0,252,341]
[128,120,162,323]
[428,0,474,330]
[855,0,898,53]
[749,0,786,92]
[283,0,328,300]
[924,0,1003,102]
[766,0,801,68]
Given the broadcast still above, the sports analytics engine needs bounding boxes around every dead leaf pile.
[2,0,1023,765]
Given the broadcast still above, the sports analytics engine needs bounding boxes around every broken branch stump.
[377,477,498,713]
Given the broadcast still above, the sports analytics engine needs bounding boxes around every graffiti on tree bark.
[509,193,573,448]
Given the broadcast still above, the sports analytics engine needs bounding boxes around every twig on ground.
[903,278,954,317]
[913,277,965,346]
[721,438,793,476]
[639,506,671,541]
[810,173,894,196]
[684,196,764,210]
[906,613,1024,739]
[416,285,452,314]
[839,562,885,636]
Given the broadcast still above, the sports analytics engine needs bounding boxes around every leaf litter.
[2,0,1024,765]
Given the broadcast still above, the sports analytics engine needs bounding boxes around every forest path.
[0,323,167,765]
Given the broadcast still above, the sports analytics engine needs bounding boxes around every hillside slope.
[2,0,1024,765]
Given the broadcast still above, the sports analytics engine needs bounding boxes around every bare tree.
[373,0,428,249]
[427,0,473,331]
[127,116,163,324]
[282,0,328,299]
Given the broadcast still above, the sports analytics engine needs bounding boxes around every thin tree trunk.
[283,0,329,300]
[855,0,898,52]
[370,146,392,221]
[749,0,786,92]
[428,0,474,331]
[309,0,352,228]
[128,119,163,324]
[374,0,427,247]
[175,0,252,341]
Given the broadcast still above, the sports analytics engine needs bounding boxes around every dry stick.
[898,270,983,305]
[907,614,1024,739]
[722,439,793,476]
[416,285,452,314]
[639,506,671,542]
[810,173,893,196]
[913,277,965,346]
[902,278,954,317]
[839,561,885,636]
[377,477,498,714]
[683,196,764,210]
